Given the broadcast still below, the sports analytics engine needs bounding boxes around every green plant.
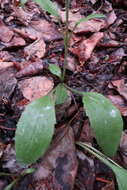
[15,0,126,189]
[77,142,127,190]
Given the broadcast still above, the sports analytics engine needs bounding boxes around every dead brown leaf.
[30,19,62,42]
[15,59,43,78]
[14,19,62,42]
[107,95,127,116]
[0,20,14,43]
[12,6,34,25]
[106,11,117,26]
[76,150,95,190]
[24,38,46,59]
[0,62,14,71]
[70,32,104,64]
[0,69,17,102]
[60,10,106,33]
[3,35,26,48]
[33,126,78,190]
[0,51,13,61]
[19,76,54,101]
[109,79,127,101]
[120,131,127,168]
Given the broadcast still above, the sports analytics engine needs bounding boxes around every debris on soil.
[0,0,127,189]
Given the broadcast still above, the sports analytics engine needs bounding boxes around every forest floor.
[0,0,127,189]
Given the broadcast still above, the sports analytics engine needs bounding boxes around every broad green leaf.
[15,95,56,164]
[21,0,59,18]
[77,142,127,190]
[75,13,105,26]
[82,92,123,157]
[49,64,62,78]
[55,84,68,105]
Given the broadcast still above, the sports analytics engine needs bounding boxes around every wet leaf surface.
[15,95,56,164]
[83,92,123,156]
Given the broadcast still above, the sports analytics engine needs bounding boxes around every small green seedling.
[15,1,126,189]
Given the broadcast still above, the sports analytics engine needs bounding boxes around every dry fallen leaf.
[15,59,43,78]
[107,95,127,116]
[120,131,127,167]
[60,10,106,33]
[110,79,127,101]
[3,35,26,48]
[0,19,14,43]
[34,126,78,190]
[70,32,104,64]
[19,76,54,101]
[0,62,14,71]
[24,38,46,59]
[14,19,62,42]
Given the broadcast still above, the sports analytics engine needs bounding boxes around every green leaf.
[4,180,17,190]
[21,168,36,176]
[75,14,105,26]
[77,142,127,190]
[82,92,123,157]
[15,95,56,165]
[20,0,27,6]
[55,84,68,105]
[21,0,59,18]
[49,64,62,78]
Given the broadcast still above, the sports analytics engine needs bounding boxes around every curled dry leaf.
[70,32,104,64]
[19,76,54,101]
[24,38,46,59]
[3,36,26,48]
[14,19,62,42]
[15,59,43,78]
[0,20,14,43]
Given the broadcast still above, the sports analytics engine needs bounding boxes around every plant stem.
[63,84,85,96]
[61,0,70,81]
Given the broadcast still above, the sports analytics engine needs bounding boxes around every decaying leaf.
[16,59,43,78]
[0,20,14,43]
[110,79,127,101]
[70,32,104,64]
[19,76,54,101]
[33,126,78,190]
[0,62,14,71]
[60,10,106,33]
[24,38,46,59]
